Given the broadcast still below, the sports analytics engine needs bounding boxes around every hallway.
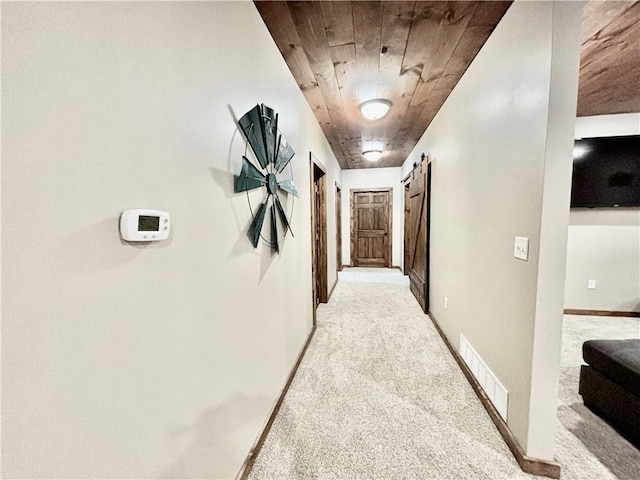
[249,268,538,479]
[249,268,640,480]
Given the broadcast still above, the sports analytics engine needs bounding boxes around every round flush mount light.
[363,150,383,162]
[358,99,392,120]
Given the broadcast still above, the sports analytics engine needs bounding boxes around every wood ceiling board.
[376,2,417,168]
[392,1,511,160]
[404,2,512,150]
[330,42,363,165]
[410,1,478,108]
[254,2,332,125]
[286,1,355,168]
[320,1,355,47]
[580,0,636,44]
[353,1,384,103]
[392,1,480,162]
[255,1,353,168]
[386,1,450,166]
[256,1,513,169]
[577,1,640,116]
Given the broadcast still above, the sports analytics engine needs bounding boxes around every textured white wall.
[565,114,640,312]
[340,167,403,268]
[401,1,581,460]
[1,2,340,478]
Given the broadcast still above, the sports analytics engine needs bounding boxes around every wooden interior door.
[310,154,328,314]
[404,182,411,275]
[350,188,392,268]
[405,158,430,312]
[336,183,342,272]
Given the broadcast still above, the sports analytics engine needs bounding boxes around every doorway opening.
[350,188,392,268]
[310,153,328,321]
[336,183,342,272]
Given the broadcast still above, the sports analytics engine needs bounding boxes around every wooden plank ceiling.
[256,1,639,170]
[578,0,640,117]
[255,1,512,169]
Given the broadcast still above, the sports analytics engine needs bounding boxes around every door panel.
[405,160,430,312]
[310,155,328,317]
[404,184,410,274]
[351,189,392,267]
[336,184,342,272]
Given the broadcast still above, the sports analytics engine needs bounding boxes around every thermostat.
[120,209,170,242]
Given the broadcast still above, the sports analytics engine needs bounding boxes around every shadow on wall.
[616,299,640,313]
[54,216,174,272]
[161,394,271,479]
[565,403,640,479]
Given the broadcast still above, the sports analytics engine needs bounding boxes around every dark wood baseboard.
[236,324,317,480]
[328,276,338,301]
[564,309,640,318]
[427,311,562,479]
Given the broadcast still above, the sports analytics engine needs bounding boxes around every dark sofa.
[579,338,640,448]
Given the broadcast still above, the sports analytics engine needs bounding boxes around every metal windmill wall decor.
[234,104,298,253]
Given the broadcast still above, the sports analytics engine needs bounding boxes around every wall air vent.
[459,334,509,421]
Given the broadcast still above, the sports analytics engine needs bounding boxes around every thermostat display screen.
[138,215,160,231]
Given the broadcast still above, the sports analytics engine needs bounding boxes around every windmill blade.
[270,201,279,254]
[234,156,267,193]
[275,136,295,173]
[238,104,268,169]
[278,178,299,197]
[274,193,294,237]
[261,104,278,166]
[248,197,268,248]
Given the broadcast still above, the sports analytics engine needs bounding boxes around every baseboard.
[328,276,338,301]
[392,265,403,272]
[426,311,562,479]
[236,324,317,480]
[564,309,640,318]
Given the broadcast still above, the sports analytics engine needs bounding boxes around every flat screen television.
[570,135,640,208]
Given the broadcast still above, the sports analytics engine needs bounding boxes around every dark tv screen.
[570,135,640,208]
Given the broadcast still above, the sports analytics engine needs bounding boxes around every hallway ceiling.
[255,1,640,170]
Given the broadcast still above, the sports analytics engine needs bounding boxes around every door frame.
[349,187,393,268]
[335,182,342,272]
[403,181,411,275]
[310,153,328,324]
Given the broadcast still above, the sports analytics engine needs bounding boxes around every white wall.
[401,1,581,460]
[340,167,403,268]
[565,114,640,312]
[575,112,640,138]
[1,2,341,478]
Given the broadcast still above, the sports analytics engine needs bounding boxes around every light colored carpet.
[249,268,640,479]
[554,315,640,480]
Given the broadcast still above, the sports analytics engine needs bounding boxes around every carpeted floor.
[554,314,639,480]
[249,268,640,480]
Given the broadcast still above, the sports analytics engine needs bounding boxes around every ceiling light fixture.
[358,99,392,120]
[363,150,383,162]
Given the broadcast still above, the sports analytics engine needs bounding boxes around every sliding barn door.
[405,160,430,312]
[351,189,392,268]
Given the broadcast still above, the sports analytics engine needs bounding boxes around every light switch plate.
[588,279,596,290]
[514,236,529,261]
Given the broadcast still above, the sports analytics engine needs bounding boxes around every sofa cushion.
[582,339,640,398]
